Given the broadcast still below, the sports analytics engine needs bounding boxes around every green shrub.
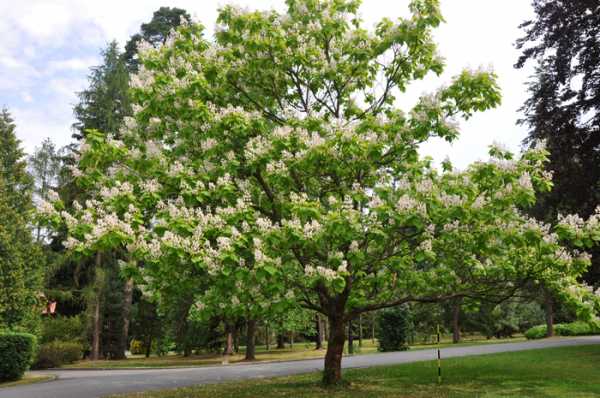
[33,340,83,369]
[0,332,37,381]
[376,305,414,352]
[130,339,144,355]
[524,324,547,339]
[40,315,86,346]
[525,321,600,340]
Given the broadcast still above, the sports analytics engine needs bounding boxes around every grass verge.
[110,344,600,398]
[0,374,55,388]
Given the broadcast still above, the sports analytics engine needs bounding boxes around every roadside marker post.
[437,324,442,384]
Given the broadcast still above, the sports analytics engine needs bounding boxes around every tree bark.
[245,319,256,361]
[233,324,240,353]
[114,277,134,359]
[91,253,103,361]
[323,314,346,385]
[544,290,554,338]
[265,324,270,351]
[358,315,363,348]
[315,315,323,349]
[224,324,234,355]
[452,297,462,344]
[276,333,285,349]
[372,313,376,343]
[145,336,152,358]
[347,320,354,354]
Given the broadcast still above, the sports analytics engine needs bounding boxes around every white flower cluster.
[396,195,426,214]
[439,192,464,207]
[305,265,338,281]
[100,181,133,200]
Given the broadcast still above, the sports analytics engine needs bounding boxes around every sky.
[0,0,535,169]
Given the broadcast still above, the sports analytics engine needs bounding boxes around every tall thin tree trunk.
[323,314,346,385]
[224,323,234,355]
[276,333,285,349]
[91,252,103,361]
[372,312,376,343]
[290,331,294,349]
[358,315,363,348]
[452,297,462,344]
[145,335,152,358]
[315,315,323,350]
[245,319,256,361]
[114,277,134,359]
[544,290,554,338]
[347,320,354,354]
[265,324,270,351]
[233,324,240,353]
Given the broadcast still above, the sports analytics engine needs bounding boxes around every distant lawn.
[111,344,600,398]
[64,336,525,369]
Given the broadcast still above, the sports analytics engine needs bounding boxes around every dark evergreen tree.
[516,0,600,287]
[73,41,131,141]
[123,7,192,71]
[0,109,42,331]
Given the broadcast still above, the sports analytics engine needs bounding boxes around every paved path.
[2,336,599,398]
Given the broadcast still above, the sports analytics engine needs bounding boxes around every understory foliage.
[40,0,600,384]
[525,320,600,340]
[0,332,37,381]
[376,306,413,352]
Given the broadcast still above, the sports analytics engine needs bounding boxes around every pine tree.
[0,109,41,331]
[516,0,600,288]
[73,41,131,140]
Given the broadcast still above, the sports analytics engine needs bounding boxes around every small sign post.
[437,324,442,384]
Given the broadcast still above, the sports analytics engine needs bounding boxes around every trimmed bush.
[525,321,600,340]
[33,340,83,369]
[376,305,414,352]
[130,339,144,355]
[0,332,37,381]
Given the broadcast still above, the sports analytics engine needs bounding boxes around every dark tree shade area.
[516,0,600,286]
[123,7,192,72]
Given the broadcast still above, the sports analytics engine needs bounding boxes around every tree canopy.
[41,0,600,385]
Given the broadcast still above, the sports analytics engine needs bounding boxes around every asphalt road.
[2,336,599,398]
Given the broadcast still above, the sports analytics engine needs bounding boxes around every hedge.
[0,332,37,381]
[33,340,83,369]
[525,321,600,340]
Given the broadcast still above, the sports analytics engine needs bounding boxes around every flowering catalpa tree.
[39,0,600,384]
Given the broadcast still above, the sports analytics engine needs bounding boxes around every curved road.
[2,336,599,398]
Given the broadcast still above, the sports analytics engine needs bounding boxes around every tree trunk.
[290,331,294,349]
[245,319,256,361]
[372,313,376,343]
[224,324,234,355]
[544,290,554,338]
[347,320,354,354]
[276,333,285,349]
[265,324,270,351]
[114,277,134,359]
[315,315,323,349]
[145,336,152,358]
[233,324,240,353]
[91,253,103,361]
[358,315,363,348]
[323,315,346,385]
[452,298,462,344]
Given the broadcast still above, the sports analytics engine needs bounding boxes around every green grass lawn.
[63,335,525,369]
[0,374,55,389]
[111,344,600,398]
